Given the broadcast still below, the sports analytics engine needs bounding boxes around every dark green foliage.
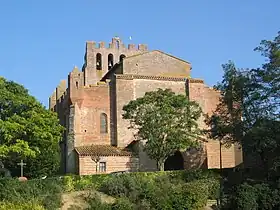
[100,170,219,210]
[0,170,220,209]
[226,182,280,210]
[231,183,258,210]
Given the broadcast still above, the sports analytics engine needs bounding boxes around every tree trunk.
[157,161,165,171]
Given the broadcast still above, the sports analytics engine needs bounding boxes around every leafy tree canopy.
[123,88,203,171]
[0,77,64,178]
[205,32,280,179]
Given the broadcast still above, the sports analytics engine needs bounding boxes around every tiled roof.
[75,145,134,157]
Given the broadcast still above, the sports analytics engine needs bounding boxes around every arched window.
[108,54,114,70]
[100,113,108,133]
[96,53,102,70]
[116,40,120,49]
[120,54,126,62]
[75,81,78,88]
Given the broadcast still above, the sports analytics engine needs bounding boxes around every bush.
[100,172,214,210]
[183,180,209,209]
[100,174,143,201]
[112,197,134,210]
[0,201,44,210]
[86,193,112,210]
[255,183,280,209]
[0,169,220,209]
[0,177,63,209]
[63,174,112,191]
[181,169,220,182]
[227,182,280,210]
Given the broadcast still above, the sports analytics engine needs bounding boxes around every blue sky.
[0,1,279,107]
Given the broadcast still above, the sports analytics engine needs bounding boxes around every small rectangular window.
[99,162,106,172]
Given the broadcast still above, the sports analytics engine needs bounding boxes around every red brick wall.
[70,84,111,146]
[206,141,243,168]
[115,78,187,148]
[188,80,243,168]
[78,155,139,175]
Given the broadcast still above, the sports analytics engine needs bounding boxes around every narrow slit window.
[108,54,114,70]
[100,113,108,133]
[75,81,78,88]
[96,53,102,70]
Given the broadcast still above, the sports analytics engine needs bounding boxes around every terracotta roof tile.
[75,145,134,157]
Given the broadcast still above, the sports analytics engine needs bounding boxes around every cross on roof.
[17,160,26,177]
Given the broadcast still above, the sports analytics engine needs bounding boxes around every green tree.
[253,31,280,120]
[204,61,246,145]
[205,32,280,179]
[0,77,64,178]
[122,88,203,171]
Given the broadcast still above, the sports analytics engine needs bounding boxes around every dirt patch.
[60,190,115,210]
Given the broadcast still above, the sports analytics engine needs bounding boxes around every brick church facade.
[49,37,243,175]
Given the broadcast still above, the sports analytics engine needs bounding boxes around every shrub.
[182,169,220,182]
[229,183,259,210]
[254,183,280,209]
[227,182,280,210]
[0,169,220,209]
[183,180,209,209]
[112,197,134,210]
[62,174,112,191]
[86,193,112,210]
[0,177,63,209]
[0,201,44,210]
[100,174,143,201]
[100,172,213,210]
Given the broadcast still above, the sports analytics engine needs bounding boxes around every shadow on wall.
[182,146,207,170]
[164,148,207,171]
[125,156,140,172]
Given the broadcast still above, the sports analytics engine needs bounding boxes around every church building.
[49,37,243,175]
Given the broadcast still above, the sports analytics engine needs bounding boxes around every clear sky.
[0,1,279,107]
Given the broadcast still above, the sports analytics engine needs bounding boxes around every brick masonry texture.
[78,156,139,175]
[122,50,191,77]
[50,37,243,175]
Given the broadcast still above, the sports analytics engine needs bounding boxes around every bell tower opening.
[108,54,114,70]
[96,53,102,70]
[120,54,126,62]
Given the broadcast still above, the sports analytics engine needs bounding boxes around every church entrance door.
[164,151,184,171]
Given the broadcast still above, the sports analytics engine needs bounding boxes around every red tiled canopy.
[75,145,133,157]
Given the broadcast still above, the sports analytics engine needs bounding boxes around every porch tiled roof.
[75,145,133,157]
